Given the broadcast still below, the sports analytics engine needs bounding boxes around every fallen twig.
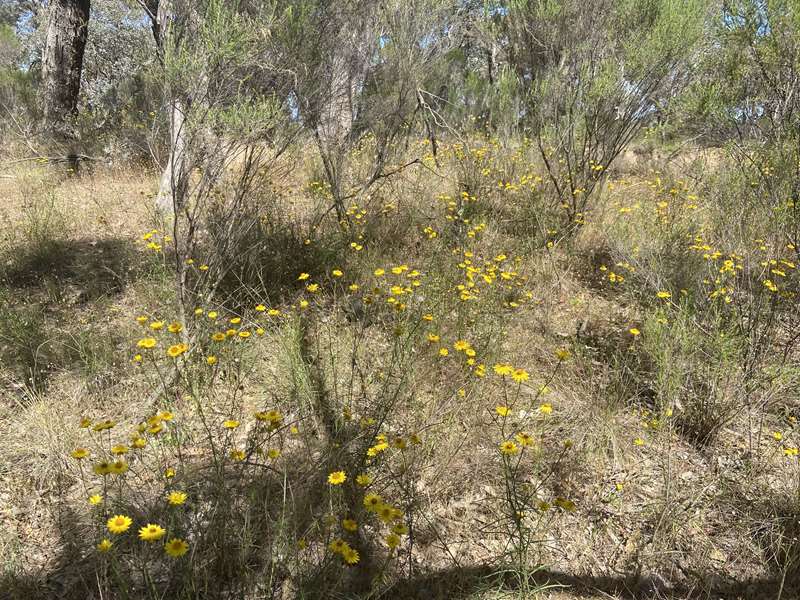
[0,154,100,167]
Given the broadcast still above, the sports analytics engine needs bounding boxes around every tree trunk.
[313,27,374,219]
[41,0,90,144]
[150,0,197,215]
[155,97,189,214]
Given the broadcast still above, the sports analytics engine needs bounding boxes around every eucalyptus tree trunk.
[40,0,91,161]
[150,0,197,215]
[315,49,362,217]
[314,27,375,219]
[155,97,189,214]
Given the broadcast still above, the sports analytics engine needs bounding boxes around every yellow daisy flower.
[515,432,535,447]
[138,523,166,542]
[342,547,360,564]
[109,460,128,475]
[363,494,382,511]
[107,514,132,534]
[342,519,358,532]
[167,491,187,505]
[167,343,188,358]
[499,440,519,455]
[511,368,529,383]
[327,471,346,485]
[164,538,189,557]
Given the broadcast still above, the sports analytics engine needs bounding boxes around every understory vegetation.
[1,1,800,599]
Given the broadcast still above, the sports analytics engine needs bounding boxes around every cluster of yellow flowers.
[492,363,530,383]
[141,229,173,253]
[452,249,530,307]
[81,161,600,584]
[772,415,800,457]
[324,475,410,565]
[70,410,176,468]
[103,514,188,558]
[498,430,536,456]
[70,411,193,559]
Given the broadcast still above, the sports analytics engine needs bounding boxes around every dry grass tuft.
[0,141,798,600]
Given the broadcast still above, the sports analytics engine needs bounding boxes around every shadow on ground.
[0,236,145,392]
[1,554,789,600]
[383,563,789,599]
[0,237,141,303]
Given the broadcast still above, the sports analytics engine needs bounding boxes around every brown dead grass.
[0,148,797,600]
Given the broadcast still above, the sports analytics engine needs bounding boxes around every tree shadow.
[2,444,791,600]
[382,563,786,599]
[0,489,790,600]
[714,476,800,597]
[1,237,140,303]
[0,236,145,392]
[207,216,346,312]
[0,501,98,600]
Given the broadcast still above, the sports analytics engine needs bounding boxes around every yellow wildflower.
[328,471,346,485]
[499,440,519,455]
[138,524,166,542]
[71,448,89,460]
[167,491,187,505]
[164,538,189,557]
[107,514,132,534]
[511,368,529,383]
